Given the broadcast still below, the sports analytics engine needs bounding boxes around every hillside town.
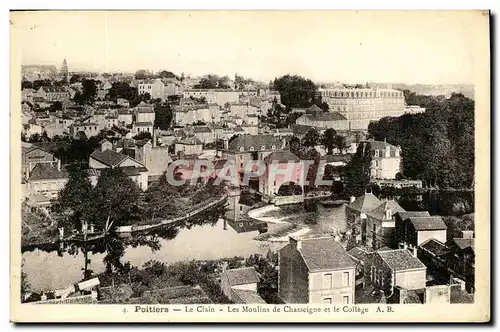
[20,59,475,306]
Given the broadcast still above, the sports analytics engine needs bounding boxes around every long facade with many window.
[318,88,407,130]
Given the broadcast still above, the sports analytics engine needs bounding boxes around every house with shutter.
[278,236,356,304]
[363,248,427,293]
[345,193,382,243]
[364,200,406,250]
[89,143,149,190]
[394,212,447,247]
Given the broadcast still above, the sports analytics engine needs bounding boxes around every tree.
[69,74,81,84]
[367,92,474,189]
[344,142,372,196]
[131,92,151,107]
[134,69,153,80]
[334,135,348,154]
[21,81,33,89]
[272,74,317,107]
[57,166,95,231]
[289,136,301,156]
[74,79,98,104]
[322,128,337,155]
[107,82,138,102]
[49,101,63,112]
[154,104,173,130]
[91,168,143,228]
[302,128,320,147]
[144,183,180,220]
[156,70,177,79]
[133,131,152,140]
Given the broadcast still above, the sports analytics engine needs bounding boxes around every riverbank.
[114,194,228,233]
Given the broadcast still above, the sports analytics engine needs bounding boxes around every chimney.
[57,159,61,171]
[412,246,418,258]
[223,138,229,150]
[452,277,466,291]
[152,128,157,148]
[461,230,474,239]
[403,242,408,250]
[385,208,392,220]
[350,196,356,203]
[290,236,302,250]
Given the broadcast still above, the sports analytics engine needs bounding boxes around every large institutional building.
[316,87,423,130]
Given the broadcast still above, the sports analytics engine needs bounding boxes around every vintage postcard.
[10,10,490,323]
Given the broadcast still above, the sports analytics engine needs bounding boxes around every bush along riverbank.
[95,252,279,304]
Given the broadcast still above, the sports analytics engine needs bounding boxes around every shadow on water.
[21,204,225,291]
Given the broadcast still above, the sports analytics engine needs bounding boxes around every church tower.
[60,59,68,82]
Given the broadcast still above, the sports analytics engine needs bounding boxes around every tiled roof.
[420,238,449,256]
[29,163,68,181]
[224,267,260,286]
[231,289,266,304]
[451,238,475,252]
[347,193,381,212]
[177,137,203,145]
[192,126,212,133]
[227,134,282,152]
[408,216,447,231]
[90,149,128,167]
[377,249,426,271]
[348,247,368,263]
[362,140,399,151]
[134,122,153,127]
[450,285,474,303]
[306,104,324,113]
[396,211,431,221]
[298,237,355,271]
[263,151,301,164]
[120,166,148,176]
[321,154,352,163]
[366,200,406,220]
[136,107,155,113]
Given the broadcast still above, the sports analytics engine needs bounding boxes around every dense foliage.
[271,74,317,107]
[368,93,474,188]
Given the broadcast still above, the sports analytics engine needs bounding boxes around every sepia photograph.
[9,10,490,323]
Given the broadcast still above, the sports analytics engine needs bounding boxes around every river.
[22,203,346,292]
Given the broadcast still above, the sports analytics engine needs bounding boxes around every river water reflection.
[22,203,345,292]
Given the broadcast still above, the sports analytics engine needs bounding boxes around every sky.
[10,11,488,84]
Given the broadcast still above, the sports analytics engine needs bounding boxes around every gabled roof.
[366,200,406,220]
[347,193,381,213]
[408,216,447,231]
[29,163,68,181]
[192,126,212,133]
[396,211,431,221]
[306,104,324,113]
[348,247,368,263]
[362,140,399,151]
[263,150,301,164]
[419,238,449,256]
[450,285,474,303]
[231,289,266,304]
[376,249,426,271]
[134,122,154,127]
[451,238,475,252]
[224,267,260,286]
[227,134,282,152]
[297,237,355,271]
[90,149,128,167]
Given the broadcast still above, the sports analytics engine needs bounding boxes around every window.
[343,272,350,287]
[271,145,276,150]
[239,206,243,211]
[324,273,333,288]
[240,147,244,152]
[342,296,349,304]
[261,145,266,150]
[249,146,255,151]
[370,266,375,282]
[323,297,332,304]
